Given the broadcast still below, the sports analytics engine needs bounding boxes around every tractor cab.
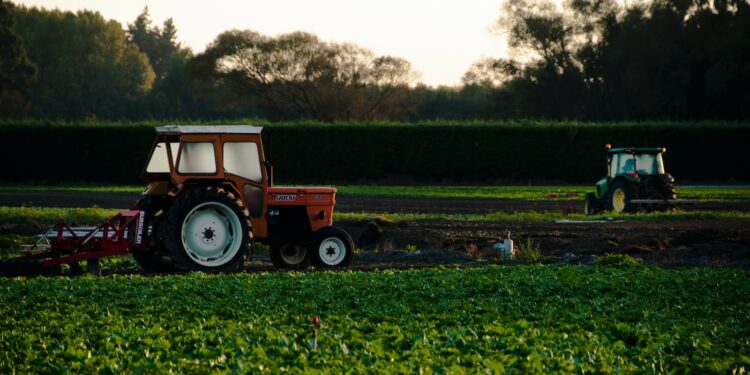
[586,145,678,214]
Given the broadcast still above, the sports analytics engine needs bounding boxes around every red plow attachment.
[0,209,149,276]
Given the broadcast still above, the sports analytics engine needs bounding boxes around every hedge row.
[0,122,747,184]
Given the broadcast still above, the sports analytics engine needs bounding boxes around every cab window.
[177,142,216,174]
[223,142,263,182]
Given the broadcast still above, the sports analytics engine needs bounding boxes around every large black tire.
[608,181,638,213]
[270,245,310,269]
[310,227,354,268]
[162,187,251,273]
[584,192,599,215]
[133,197,179,273]
[654,183,677,212]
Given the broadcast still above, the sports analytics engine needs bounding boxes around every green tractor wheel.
[608,181,638,213]
[584,193,598,215]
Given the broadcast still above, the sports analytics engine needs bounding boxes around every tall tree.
[194,30,417,121]
[127,7,185,81]
[0,0,35,118]
[127,7,196,118]
[12,6,155,119]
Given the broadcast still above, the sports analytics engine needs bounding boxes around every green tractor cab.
[585,145,684,214]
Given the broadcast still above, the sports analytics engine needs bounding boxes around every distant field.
[1,185,749,201]
[1,266,748,372]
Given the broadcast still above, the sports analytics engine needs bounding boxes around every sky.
[14,0,508,87]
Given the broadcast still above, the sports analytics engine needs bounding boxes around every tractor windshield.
[611,153,664,176]
[634,153,665,175]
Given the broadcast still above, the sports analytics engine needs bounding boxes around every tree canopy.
[192,30,417,121]
[2,0,749,121]
[0,0,35,118]
[12,5,154,119]
[479,0,750,120]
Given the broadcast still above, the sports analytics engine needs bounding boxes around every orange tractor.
[2,125,354,275]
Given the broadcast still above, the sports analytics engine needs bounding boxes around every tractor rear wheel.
[310,227,354,268]
[609,181,638,213]
[163,187,251,272]
[584,193,598,215]
[133,197,178,273]
[270,245,310,269]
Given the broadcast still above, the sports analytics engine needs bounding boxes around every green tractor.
[585,145,680,214]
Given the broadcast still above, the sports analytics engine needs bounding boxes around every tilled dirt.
[1,191,748,269]
[337,219,750,267]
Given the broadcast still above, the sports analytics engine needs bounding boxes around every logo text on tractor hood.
[275,194,296,201]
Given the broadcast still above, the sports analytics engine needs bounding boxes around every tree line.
[1,0,748,121]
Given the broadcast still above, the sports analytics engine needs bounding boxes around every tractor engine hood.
[267,187,336,206]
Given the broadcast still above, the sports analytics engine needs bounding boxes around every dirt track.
[1,191,748,268]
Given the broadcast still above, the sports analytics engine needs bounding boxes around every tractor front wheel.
[310,227,354,268]
[609,181,638,213]
[584,193,599,215]
[270,245,309,269]
[163,187,251,272]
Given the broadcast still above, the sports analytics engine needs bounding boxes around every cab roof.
[608,147,665,154]
[155,125,263,134]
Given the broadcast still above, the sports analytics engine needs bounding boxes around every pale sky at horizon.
[13,0,508,87]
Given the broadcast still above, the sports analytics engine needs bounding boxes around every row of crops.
[2,265,748,372]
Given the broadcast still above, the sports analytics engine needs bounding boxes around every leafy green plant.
[403,244,418,252]
[516,237,542,263]
[99,255,139,270]
[1,266,748,372]
[596,253,641,267]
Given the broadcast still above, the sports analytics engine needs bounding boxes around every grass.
[1,206,747,232]
[0,206,118,226]
[1,184,748,201]
[1,266,748,372]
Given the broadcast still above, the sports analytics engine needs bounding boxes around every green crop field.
[1,266,748,372]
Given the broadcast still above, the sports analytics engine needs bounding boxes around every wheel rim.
[181,202,243,267]
[318,237,346,266]
[280,245,307,266]
[612,189,626,213]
